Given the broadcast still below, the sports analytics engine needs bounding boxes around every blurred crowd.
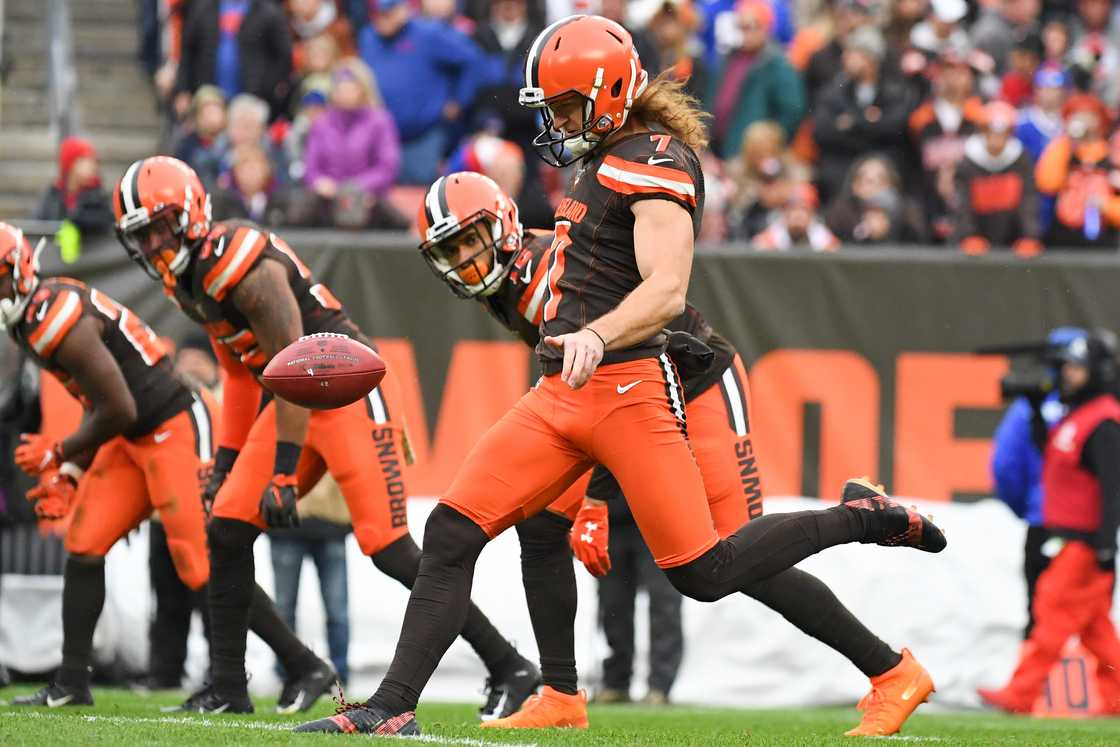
[39,0,1120,253]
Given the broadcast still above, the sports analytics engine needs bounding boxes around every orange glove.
[14,433,63,476]
[26,473,78,520]
[1012,237,1044,257]
[959,236,991,256]
[569,501,611,577]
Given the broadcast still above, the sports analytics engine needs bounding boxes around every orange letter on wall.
[894,353,1007,502]
[749,350,879,499]
[374,338,530,496]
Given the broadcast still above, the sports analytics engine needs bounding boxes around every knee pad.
[662,546,731,603]
[166,535,211,591]
[516,511,572,565]
[422,503,489,568]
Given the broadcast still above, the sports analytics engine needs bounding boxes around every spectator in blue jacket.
[359,0,484,185]
[699,0,794,69]
[991,326,1086,637]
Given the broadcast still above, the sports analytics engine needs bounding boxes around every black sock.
[370,505,489,714]
[58,556,105,688]
[248,583,319,676]
[666,506,870,602]
[371,532,521,681]
[207,518,260,696]
[745,568,901,678]
[516,511,578,694]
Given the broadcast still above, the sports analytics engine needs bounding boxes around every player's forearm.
[586,270,686,351]
[61,406,134,460]
[274,398,310,450]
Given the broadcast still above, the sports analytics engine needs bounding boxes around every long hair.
[629,71,710,151]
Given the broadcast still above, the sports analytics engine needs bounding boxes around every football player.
[0,222,337,713]
[0,221,213,708]
[111,158,538,717]
[413,171,763,727]
[296,15,946,738]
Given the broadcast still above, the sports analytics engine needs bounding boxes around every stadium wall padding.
[2,497,1112,710]
[42,236,1120,503]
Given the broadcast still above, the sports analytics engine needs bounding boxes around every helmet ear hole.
[611,79,623,97]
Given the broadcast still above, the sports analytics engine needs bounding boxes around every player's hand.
[569,500,611,577]
[543,328,605,389]
[26,473,77,520]
[203,447,239,516]
[260,474,300,529]
[15,434,62,476]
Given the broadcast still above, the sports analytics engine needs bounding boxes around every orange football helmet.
[113,156,211,286]
[0,222,45,329]
[417,172,522,298]
[519,14,648,166]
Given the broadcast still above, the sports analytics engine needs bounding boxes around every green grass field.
[1,686,1119,746]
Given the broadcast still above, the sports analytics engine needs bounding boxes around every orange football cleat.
[845,649,934,737]
[479,686,589,729]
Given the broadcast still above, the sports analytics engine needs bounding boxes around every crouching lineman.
[979,332,1120,714]
[0,223,336,712]
[111,157,539,717]
[0,222,211,707]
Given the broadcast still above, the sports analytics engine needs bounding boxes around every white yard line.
[0,711,538,746]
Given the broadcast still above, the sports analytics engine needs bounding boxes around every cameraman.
[979,331,1120,714]
[991,327,1086,637]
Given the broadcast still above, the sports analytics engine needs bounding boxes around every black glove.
[202,447,239,516]
[259,474,300,529]
[665,330,714,378]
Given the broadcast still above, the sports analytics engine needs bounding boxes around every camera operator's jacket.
[1042,393,1120,550]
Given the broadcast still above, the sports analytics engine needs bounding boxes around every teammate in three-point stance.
[0,221,217,708]
[111,157,539,717]
[295,15,946,738]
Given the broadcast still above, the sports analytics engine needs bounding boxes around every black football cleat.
[841,477,947,553]
[11,682,93,708]
[162,682,253,714]
[276,659,338,714]
[479,657,542,721]
[293,700,420,735]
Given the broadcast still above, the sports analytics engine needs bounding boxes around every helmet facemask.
[420,210,514,299]
[117,205,193,287]
[526,89,611,168]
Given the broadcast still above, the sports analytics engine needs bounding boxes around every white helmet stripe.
[120,160,142,213]
[426,176,446,224]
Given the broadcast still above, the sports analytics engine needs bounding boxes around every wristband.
[213,446,240,473]
[274,441,302,476]
[59,462,84,484]
[585,327,607,349]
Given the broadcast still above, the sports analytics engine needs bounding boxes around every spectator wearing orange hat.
[1035,93,1120,249]
[33,136,115,238]
[751,182,840,252]
[954,101,1043,256]
[707,0,805,159]
[646,1,709,104]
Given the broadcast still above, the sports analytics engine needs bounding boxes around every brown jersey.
[166,219,361,375]
[485,233,734,403]
[10,278,192,439]
[536,131,705,374]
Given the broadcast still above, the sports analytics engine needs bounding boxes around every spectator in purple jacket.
[298,57,407,228]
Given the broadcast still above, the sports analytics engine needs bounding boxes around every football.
[261,333,386,410]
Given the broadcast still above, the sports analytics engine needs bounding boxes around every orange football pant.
[544,354,765,537]
[212,374,410,555]
[443,356,718,568]
[66,394,215,590]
